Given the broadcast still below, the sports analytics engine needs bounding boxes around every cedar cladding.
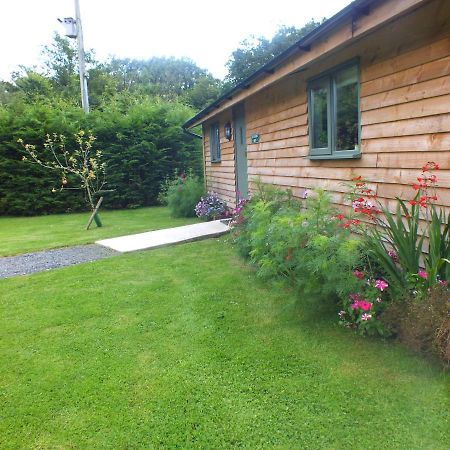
[202,0,450,219]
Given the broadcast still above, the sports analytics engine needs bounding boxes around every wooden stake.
[86,196,103,230]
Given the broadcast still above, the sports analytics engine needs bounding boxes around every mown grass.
[0,239,448,449]
[0,207,199,256]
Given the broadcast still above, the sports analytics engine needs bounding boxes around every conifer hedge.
[0,98,202,216]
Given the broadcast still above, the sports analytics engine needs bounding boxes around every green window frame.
[308,61,361,159]
[209,122,221,163]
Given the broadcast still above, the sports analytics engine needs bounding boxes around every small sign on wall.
[251,133,260,144]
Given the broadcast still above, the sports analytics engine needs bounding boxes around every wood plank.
[362,113,450,139]
[377,151,450,169]
[249,136,309,152]
[248,154,378,168]
[361,93,450,125]
[246,77,306,122]
[205,166,235,173]
[361,55,450,97]
[361,35,450,82]
[246,103,307,130]
[258,125,309,141]
[205,173,235,182]
[362,133,450,152]
[361,75,450,111]
[247,114,308,135]
[354,0,425,37]
[247,146,309,159]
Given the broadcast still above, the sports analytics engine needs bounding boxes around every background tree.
[224,20,323,87]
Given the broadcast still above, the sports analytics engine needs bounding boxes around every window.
[209,122,221,162]
[308,62,360,159]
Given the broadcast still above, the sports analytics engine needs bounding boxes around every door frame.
[233,103,248,201]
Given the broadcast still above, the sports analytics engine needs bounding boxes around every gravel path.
[0,244,119,279]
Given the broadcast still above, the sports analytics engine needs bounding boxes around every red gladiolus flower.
[335,214,345,221]
[412,184,420,191]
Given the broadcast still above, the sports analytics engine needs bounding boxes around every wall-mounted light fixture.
[224,122,232,141]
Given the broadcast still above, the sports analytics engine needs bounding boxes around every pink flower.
[349,293,362,303]
[353,270,365,280]
[361,313,372,321]
[358,300,373,312]
[438,280,447,287]
[418,270,427,279]
[351,302,360,310]
[375,279,388,291]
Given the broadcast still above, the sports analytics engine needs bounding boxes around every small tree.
[19,131,107,226]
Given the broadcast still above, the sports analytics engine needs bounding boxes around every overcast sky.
[0,0,352,81]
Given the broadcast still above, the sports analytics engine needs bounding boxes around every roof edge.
[183,0,376,129]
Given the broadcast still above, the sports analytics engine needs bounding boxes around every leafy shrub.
[338,267,391,336]
[350,163,449,293]
[195,192,229,220]
[381,285,450,366]
[163,172,205,218]
[232,184,362,302]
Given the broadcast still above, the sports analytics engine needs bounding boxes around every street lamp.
[58,0,89,113]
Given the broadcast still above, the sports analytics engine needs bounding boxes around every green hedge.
[0,98,202,215]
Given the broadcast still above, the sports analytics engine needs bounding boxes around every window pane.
[335,65,359,151]
[311,85,328,149]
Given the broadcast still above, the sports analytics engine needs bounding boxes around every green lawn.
[0,239,449,449]
[0,207,199,256]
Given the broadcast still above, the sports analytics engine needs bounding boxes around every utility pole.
[74,0,89,113]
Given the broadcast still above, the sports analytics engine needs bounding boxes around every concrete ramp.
[96,220,230,253]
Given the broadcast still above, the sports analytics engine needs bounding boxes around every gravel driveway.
[0,244,119,279]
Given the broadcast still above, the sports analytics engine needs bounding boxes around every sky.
[0,0,353,81]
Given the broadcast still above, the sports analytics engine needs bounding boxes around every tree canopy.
[224,20,323,88]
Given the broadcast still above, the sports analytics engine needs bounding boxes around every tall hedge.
[0,96,202,215]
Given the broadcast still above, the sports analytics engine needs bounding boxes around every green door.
[233,103,248,200]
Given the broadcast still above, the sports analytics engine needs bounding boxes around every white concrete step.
[96,220,230,253]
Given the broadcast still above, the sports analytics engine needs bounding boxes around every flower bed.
[231,165,449,365]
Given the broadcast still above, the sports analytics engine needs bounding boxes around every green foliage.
[0,97,202,215]
[363,196,450,293]
[0,34,214,216]
[225,21,322,87]
[425,205,450,284]
[164,172,205,218]
[233,185,361,302]
[363,197,424,293]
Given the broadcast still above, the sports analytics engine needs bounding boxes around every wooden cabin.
[183,0,450,213]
